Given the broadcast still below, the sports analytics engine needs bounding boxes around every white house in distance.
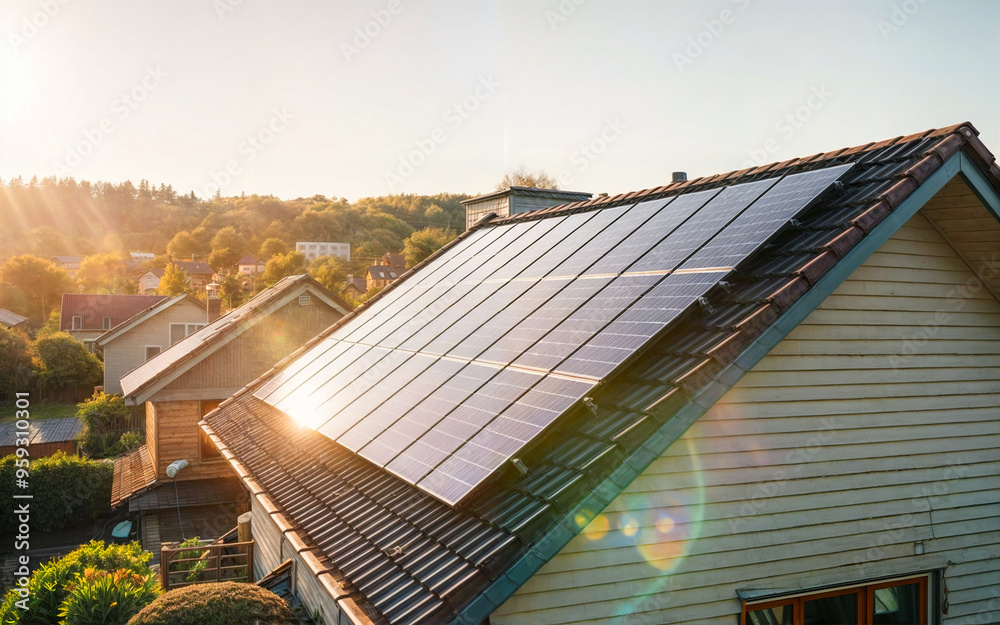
[136,268,164,294]
[296,241,350,264]
[237,254,267,276]
[203,123,1000,625]
[94,294,211,395]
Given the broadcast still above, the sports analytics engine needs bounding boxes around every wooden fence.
[160,539,255,591]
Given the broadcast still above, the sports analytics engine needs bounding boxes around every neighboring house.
[130,252,155,263]
[343,275,367,300]
[173,260,216,291]
[0,308,30,332]
[0,418,81,458]
[237,254,266,276]
[203,123,1000,625]
[295,241,351,263]
[50,255,83,276]
[60,294,168,350]
[365,265,398,291]
[382,252,406,273]
[111,275,352,551]
[94,294,209,395]
[136,268,165,294]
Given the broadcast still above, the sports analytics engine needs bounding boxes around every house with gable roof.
[110,275,352,551]
[202,123,1000,625]
[61,293,169,351]
[94,293,211,395]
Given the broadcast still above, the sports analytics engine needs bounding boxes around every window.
[102,316,111,330]
[187,323,205,335]
[72,315,83,330]
[744,576,928,625]
[199,400,223,461]
[170,323,185,346]
[144,346,161,361]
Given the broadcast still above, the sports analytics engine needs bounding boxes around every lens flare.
[582,514,610,541]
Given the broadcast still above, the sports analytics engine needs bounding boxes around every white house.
[295,241,350,263]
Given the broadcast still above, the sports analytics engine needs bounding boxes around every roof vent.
[672,172,688,183]
[461,187,592,230]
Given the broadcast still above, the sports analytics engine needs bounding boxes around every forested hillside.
[0,176,468,269]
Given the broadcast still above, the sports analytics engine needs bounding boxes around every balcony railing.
[159,538,254,591]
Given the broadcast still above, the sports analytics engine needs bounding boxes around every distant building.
[365,265,398,291]
[0,308,31,332]
[61,293,169,350]
[137,268,164,294]
[237,254,266,277]
[172,260,216,291]
[295,241,350,264]
[381,252,406,273]
[130,252,155,263]
[50,255,83,276]
[343,275,367,300]
[461,186,592,230]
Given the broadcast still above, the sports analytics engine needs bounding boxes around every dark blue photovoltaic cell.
[258,164,854,506]
[581,190,719,276]
[555,271,729,379]
[318,352,436,443]
[626,179,777,274]
[419,375,594,504]
[446,278,571,361]
[680,164,853,270]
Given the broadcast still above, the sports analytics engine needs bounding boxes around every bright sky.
[0,0,997,201]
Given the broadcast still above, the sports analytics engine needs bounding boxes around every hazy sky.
[1,0,998,201]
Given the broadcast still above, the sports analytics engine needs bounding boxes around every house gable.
[493,200,1000,623]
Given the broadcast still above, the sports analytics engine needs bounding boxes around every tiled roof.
[0,417,83,447]
[50,255,82,264]
[383,253,406,270]
[121,275,351,401]
[238,254,262,266]
[203,122,1000,625]
[0,308,29,328]
[111,445,156,508]
[60,294,168,332]
[174,260,216,275]
[367,266,399,281]
[128,477,247,513]
[345,277,368,293]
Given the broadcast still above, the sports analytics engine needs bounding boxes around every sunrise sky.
[0,0,998,201]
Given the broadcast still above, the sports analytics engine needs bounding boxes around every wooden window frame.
[169,323,185,346]
[742,575,929,625]
[144,345,161,361]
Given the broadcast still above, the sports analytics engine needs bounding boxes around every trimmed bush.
[0,452,113,533]
[127,582,295,625]
[0,541,157,625]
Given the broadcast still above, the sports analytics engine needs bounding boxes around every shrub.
[0,452,113,533]
[0,325,35,401]
[116,430,145,454]
[173,537,209,583]
[127,582,295,625]
[59,568,160,625]
[76,392,131,457]
[0,541,156,625]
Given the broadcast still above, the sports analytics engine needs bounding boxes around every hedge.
[0,451,113,533]
[127,582,295,625]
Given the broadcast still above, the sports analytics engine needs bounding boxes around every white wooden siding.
[102,299,206,395]
[493,208,1000,625]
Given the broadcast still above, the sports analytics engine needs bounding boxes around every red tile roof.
[110,445,155,508]
[60,294,168,332]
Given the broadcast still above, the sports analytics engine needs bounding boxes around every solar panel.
[259,164,853,506]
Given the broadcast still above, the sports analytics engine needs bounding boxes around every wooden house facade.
[111,275,352,550]
[201,124,1000,625]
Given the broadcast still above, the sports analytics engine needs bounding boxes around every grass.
[0,400,77,423]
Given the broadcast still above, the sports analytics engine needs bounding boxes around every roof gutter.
[450,149,982,624]
[200,420,376,625]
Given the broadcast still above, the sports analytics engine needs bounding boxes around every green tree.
[31,332,102,399]
[157,263,189,296]
[0,326,34,400]
[496,166,558,191]
[218,273,244,309]
[0,255,74,323]
[76,253,123,292]
[166,231,200,259]
[261,251,305,286]
[258,237,288,259]
[309,256,349,292]
[404,227,455,268]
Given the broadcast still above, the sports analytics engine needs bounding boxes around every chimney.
[207,296,222,323]
[672,172,688,183]
[461,186,592,230]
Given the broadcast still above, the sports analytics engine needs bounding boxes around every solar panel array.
[255,163,853,505]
